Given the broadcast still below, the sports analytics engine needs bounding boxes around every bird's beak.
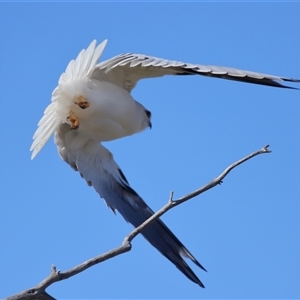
[148,121,152,129]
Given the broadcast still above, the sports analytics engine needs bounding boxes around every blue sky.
[1,2,300,299]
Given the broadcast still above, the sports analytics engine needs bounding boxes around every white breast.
[63,79,149,141]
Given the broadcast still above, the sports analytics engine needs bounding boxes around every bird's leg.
[74,95,89,109]
[67,111,79,130]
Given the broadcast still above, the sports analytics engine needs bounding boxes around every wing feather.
[80,40,97,77]
[73,49,85,78]
[31,40,108,159]
[93,53,300,92]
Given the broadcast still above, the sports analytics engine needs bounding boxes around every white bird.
[30,40,299,288]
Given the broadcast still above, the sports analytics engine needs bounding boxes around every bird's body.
[63,79,148,141]
[31,40,299,288]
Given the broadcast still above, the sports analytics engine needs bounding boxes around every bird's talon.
[75,95,89,109]
[68,111,79,130]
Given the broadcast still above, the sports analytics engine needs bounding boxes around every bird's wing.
[93,53,300,92]
[55,123,206,287]
[30,40,108,159]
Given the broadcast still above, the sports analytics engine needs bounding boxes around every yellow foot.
[68,111,79,130]
[75,95,89,109]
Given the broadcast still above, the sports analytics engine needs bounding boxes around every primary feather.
[31,39,300,287]
[30,40,107,159]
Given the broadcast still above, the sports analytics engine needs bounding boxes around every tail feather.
[56,127,206,287]
[105,180,206,287]
[140,213,206,287]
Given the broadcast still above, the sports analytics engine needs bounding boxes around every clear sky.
[1,2,300,299]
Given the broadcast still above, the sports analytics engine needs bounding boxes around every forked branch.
[5,145,271,300]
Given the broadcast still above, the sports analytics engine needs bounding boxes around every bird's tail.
[108,176,207,288]
[56,129,206,287]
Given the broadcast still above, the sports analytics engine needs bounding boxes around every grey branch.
[4,145,271,300]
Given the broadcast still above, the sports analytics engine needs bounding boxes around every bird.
[30,40,300,288]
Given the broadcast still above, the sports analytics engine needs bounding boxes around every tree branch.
[5,145,271,300]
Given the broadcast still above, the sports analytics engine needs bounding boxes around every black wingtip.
[272,85,299,90]
[181,69,300,89]
[223,75,300,89]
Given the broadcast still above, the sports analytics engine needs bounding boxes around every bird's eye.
[145,110,152,119]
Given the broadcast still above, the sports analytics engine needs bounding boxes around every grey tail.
[112,180,206,288]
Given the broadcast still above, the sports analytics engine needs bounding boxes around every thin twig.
[5,145,271,300]
[125,145,271,243]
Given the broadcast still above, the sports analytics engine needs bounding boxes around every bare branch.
[5,145,271,300]
[5,243,132,300]
[125,144,271,243]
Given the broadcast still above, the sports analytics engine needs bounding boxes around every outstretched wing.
[30,40,108,159]
[55,123,206,287]
[93,53,300,92]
